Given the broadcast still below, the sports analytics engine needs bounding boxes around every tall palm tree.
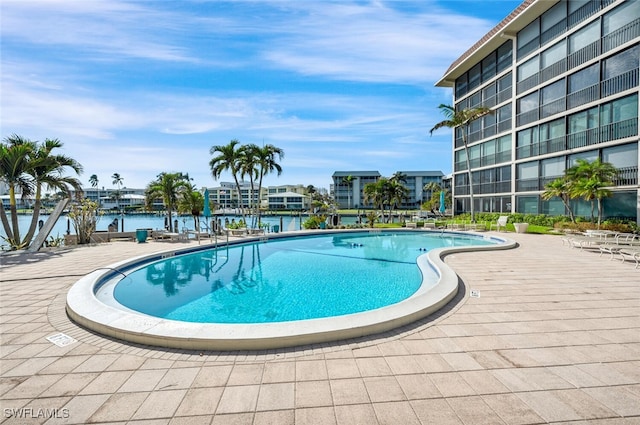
[0,135,82,250]
[145,172,190,233]
[342,175,355,209]
[239,144,260,228]
[387,179,409,221]
[430,104,492,222]
[89,174,100,207]
[566,159,617,227]
[111,172,123,211]
[209,140,246,224]
[255,144,284,226]
[363,178,387,221]
[541,177,576,223]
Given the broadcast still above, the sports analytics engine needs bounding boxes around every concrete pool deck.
[1,231,639,424]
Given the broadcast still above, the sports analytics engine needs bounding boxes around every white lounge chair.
[490,216,508,232]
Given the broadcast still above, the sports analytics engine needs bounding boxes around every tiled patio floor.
[1,232,639,424]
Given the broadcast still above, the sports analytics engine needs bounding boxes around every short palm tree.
[0,135,82,250]
[430,104,493,222]
[145,172,190,233]
[177,182,204,231]
[541,177,576,223]
[566,159,617,227]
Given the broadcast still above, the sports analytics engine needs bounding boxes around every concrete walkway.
[1,232,639,424]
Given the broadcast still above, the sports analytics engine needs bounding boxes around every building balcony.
[602,18,640,53]
[614,165,638,186]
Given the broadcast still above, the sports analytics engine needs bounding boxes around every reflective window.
[541,80,565,104]
[569,20,599,53]
[603,143,638,168]
[603,0,640,35]
[540,118,565,140]
[568,63,599,93]
[541,157,565,177]
[468,63,482,90]
[541,40,566,68]
[518,19,540,49]
[517,162,539,179]
[603,45,639,80]
[541,2,567,32]
[568,106,599,133]
[517,127,538,147]
[518,56,539,81]
[497,41,513,73]
[482,52,497,82]
[600,94,638,124]
[518,92,539,113]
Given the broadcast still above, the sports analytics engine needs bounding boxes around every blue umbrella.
[439,190,446,215]
[203,188,211,218]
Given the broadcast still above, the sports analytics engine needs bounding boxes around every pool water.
[109,232,493,324]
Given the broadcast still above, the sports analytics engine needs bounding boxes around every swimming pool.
[67,229,515,350]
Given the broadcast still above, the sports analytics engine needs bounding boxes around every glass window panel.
[498,165,511,181]
[482,52,497,82]
[602,143,638,168]
[517,127,538,146]
[518,92,539,113]
[612,94,638,122]
[468,63,482,90]
[498,104,512,122]
[541,40,566,68]
[541,157,565,177]
[518,19,540,48]
[498,72,512,91]
[483,139,496,156]
[568,150,598,166]
[470,92,481,107]
[456,74,468,98]
[542,2,567,31]
[499,135,512,152]
[497,41,513,72]
[568,63,599,93]
[517,195,539,213]
[469,144,481,160]
[603,45,640,80]
[603,0,640,35]
[484,113,496,127]
[455,149,467,162]
[569,20,599,53]
[517,161,539,179]
[518,56,539,81]
[542,79,565,103]
[540,118,565,140]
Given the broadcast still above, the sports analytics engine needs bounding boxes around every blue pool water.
[109,232,495,324]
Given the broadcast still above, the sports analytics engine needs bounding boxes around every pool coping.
[66,229,517,351]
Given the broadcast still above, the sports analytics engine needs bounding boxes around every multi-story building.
[331,170,445,209]
[436,0,639,222]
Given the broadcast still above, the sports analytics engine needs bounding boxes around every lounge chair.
[619,246,640,269]
[490,216,508,232]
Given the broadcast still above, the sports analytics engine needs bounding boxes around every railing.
[516,143,538,160]
[599,117,638,143]
[567,41,600,70]
[483,93,497,108]
[540,136,565,155]
[567,84,599,109]
[540,97,565,119]
[496,151,512,164]
[568,0,601,28]
[540,58,567,84]
[567,127,599,149]
[602,19,640,53]
[497,119,512,133]
[516,109,538,127]
[541,19,567,47]
[601,68,639,98]
[517,73,539,94]
[614,166,638,186]
[516,178,540,192]
[497,87,512,104]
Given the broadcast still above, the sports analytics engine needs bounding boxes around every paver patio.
[1,232,639,424]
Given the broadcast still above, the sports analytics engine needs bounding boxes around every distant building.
[266,191,310,210]
[331,170,446,209]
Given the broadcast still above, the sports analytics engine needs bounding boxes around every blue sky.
[1,0,521,191]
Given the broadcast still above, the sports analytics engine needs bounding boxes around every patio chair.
[490,216,508,232]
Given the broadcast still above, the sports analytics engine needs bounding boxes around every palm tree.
[541,177,576,223]
[566,159,617,227]
[145,172,190,233]
[89,174,100,207]
[0,135,82,250]
[209,140,246,224]
[342,175,356,209]
[363,178,387,221]
[387,179,409,221]
[111,172,123,211]
[0,136,35,248]
[177,182,204,231]
[22,138,83,246]
[430,104,493,222]
[238,144,260,228]
[255,144,284,226]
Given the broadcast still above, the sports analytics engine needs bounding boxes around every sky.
[1,0,522,192]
